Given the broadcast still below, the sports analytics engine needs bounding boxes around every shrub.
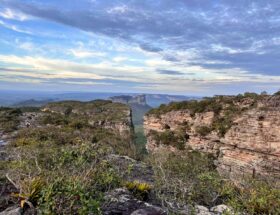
[195,126,212,137]
[5,144,121,214]
[149,150,221,212]
[149,130,186,150]
[126,181,151,200]
[226,179,280,214]
[0,108,22,132]
[147,98,223,116]
[13,177,44,208]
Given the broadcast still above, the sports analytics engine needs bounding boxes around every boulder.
[0,206,22,215]
[210,204,233,215]
[101,188,166,215]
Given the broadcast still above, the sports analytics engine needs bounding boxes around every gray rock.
[131,207,165,215]
[0,206,22,215]
[210,204,233,215]
[102,188,166,215]
[195,205,212,215]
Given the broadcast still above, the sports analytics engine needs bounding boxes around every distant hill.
[13,99,55,107]
[0,90,199,108]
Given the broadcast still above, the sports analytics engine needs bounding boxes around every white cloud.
[0,20,33,34]
[1,54,280,94]
[113,56,127,63]
[18,42,35,51]
[70,49,106,58]
[0,8,30,21]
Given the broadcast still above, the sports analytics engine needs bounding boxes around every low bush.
[126,181,151,200]
[5,144,121,214]
[0,108,22,132]
[149,150,280,214]
[149,130,186,150]
[149,150,219,212]
[195,126,213,137]
[227,179,280,214]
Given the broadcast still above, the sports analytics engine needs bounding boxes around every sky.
[0,0,280,96]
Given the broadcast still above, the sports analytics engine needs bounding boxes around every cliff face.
[110,95,147,106]
[144,95,280,182]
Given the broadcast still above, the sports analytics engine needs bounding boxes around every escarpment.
[43,100,133,136]
[144,94,280,182]
[0,100,134,156]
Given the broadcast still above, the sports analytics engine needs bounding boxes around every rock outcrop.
[102,188,166,215]
[144,95,280,182]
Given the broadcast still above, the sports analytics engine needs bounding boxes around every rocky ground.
[0,153,234,215]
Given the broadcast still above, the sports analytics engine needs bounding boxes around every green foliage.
[126,181,151,201]
[195,126,213,137]
[0,108,22,132]
[45,100,130,122]
[150,150,221,212]
[147,93,267,137]
[150,150,280,214]
[149,129,186,150]
[226,180,280,215]
[40,113,69,126]
[13,177,44,208]
[192,172,222,205]
[147,98,222,116]
[0,100,137,213]
[6,144,121,214]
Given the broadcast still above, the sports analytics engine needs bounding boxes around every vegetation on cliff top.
[147,92,267,137]
[147,92,264,116]
[45,100,131,122]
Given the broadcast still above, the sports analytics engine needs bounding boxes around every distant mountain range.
[0,90,200,108]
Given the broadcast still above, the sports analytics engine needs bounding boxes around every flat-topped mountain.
[144,93,280,182]
[110,94,147,106]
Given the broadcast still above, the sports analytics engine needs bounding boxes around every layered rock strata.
[144,95,280,182]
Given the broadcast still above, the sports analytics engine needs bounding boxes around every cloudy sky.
[0,0,280,96]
